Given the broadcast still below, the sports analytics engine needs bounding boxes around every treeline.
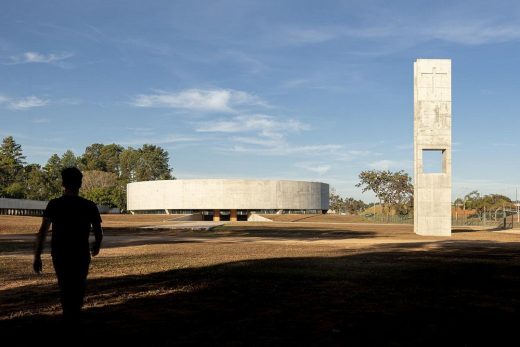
[329,188,368,214]
[0,136,173,210]
[454,190,516,218]
[329,170,414,215]
[353,170,515,218]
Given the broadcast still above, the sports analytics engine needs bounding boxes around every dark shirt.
[43,195,102,258]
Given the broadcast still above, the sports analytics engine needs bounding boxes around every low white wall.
[0,198,48,216]
[127,179,329,211]
[0,198,48,210]
[0,198,119,214]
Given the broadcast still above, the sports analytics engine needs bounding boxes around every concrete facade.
[127,179,329,218]
[414,59,452,236]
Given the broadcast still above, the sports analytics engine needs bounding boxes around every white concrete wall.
[414,59,452,236]
[127,179,329,211]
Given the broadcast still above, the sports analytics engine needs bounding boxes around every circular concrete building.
[127,179,329,221]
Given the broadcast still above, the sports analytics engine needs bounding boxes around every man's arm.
[33,217,51,274]
[91,221,103,257]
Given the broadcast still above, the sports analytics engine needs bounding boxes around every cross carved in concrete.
[421,67,448,93]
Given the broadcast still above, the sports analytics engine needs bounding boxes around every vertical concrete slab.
[414,59,452,236]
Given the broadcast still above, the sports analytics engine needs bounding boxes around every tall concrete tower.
[414,59,452,236]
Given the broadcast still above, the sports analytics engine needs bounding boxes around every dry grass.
[0,214,181,234]
[0,215,42,234]
[2,215,520,345]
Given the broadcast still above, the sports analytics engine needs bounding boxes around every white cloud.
[296,162,331,175]
[328,149,380,162]
[221,50,266,74]
[196,114,308,138]
[428,21,520,45]
[32,118,51,124]
[197,114,314,155]
[7,96,49,110]
[132,89,267,112]
[285,27,340,45]
[8,51,73,64]
[368,159,412,171]
[492,142,517,147]
[277,144,343,155]
[231,136,280,147]
[346,150,374,156]
[276,14,520,48]
[271,23,401,47]
[368,160,395,170]
[127,127,156,137]
[198,114,377,159]
[0,95,7,103]
[282,79,312,89]
[118,134,203,146]
[395,143,413,151]
[230,143,344,156]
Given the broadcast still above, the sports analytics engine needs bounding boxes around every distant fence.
[503,214,518,229]
[363,214,413,224]
[364,212,519,228]
[452,210,519,228]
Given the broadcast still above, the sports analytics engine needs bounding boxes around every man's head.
[61,167,83,192]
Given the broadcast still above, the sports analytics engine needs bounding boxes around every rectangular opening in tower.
[422,149,446,173]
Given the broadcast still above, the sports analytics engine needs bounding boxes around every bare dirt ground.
[1,214,520,346]
[263,214,366,223]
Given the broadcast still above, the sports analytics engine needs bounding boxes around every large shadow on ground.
[0,226,380,254]
[3,239,520,346]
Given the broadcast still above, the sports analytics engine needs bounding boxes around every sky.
[1,0,519,202]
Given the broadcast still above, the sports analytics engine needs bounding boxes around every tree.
[135,144,173,181]
[80,170,119,207]
[457,191,514,220]
[0,136,26,197]
[25,164,48,200]
[0,137,174,208]
[356,170,413,215]
[328,188,368,214]
[345,197,368,214]
[44,154,63,199]
[79,144,105,171]
[482,194,513,220]
[3,182,25,198]
[79,143,124,173]
[61,150,78,168]
[81,170,118,192]
[82,187,115,207]
[329,188,344,213]
[100,144,124,174]
[110,182,128,211]
[119,147,140,182]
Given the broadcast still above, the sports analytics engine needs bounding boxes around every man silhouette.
[33,167,103,320]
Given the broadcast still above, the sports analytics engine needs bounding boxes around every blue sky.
[1,0,519,201]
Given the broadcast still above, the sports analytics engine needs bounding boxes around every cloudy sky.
[1,0,519,201]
